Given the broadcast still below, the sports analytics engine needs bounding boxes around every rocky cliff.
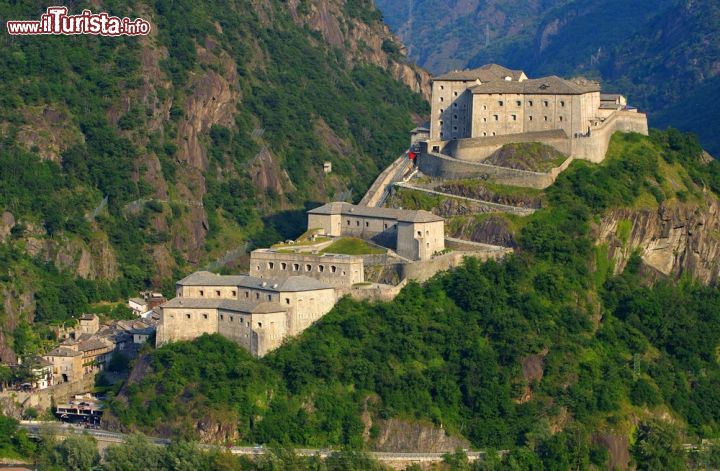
[0,0,429,360]
[596,199,720,285]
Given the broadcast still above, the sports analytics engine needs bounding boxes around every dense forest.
[79,131,720,468]
[0,0,427,360]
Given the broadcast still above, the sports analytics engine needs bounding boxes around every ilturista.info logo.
[6,6,151,36]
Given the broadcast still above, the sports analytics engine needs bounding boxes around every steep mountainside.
[377,0,720,155]
[0,0,428,361]
[107,131,720,469]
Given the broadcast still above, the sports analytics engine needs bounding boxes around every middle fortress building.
[156,204,447,357]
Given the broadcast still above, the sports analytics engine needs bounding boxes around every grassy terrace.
[320,237,386,255]
[484,142,569,172]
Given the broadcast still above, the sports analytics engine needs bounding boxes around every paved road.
[19,422,497,462]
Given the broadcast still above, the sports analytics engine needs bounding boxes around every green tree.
[632,420,685,471]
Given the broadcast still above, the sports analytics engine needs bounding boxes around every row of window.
[491,100,565,108]
[263,261,346,275]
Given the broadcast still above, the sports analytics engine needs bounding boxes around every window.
[417,231,422,236]
[516,100,522,106]
[365,221,369,227]
[492,132,496,136]
[494,115,499,121]
[482,132,487,136]
[482,105,487,110]
[220,314,224,320]
[245,291,249,298]
[528,100,533,106]
[439,108,444,114]
[202,313,208,320]
[230,316,234,322]
[529,116,533,121]
[215,290,220,296]
[483,117,487,123]
[426,230,430,235]
[544,100,549,107]
[281,262,287,270]
[453,102,458,107]
[440,85,444,90]
[319,265,325,273]
[439,132,443,138]
[453,114,457,119]
[356,221,360,226]
[454,91,458,96]
[440,97,444,102]
[559,116,563,122]
[498,100,504,106]
[255,293,260,300]
[331,265,337,273]
[199,290,204,297]
[285,298,290,305]
[346,219,350,225]
[384,223,388,229]
[439,120,444,126]
[305,264,312,271]
[268,262,274,269]
[560,101,565,107]
[258,322,262,328]
[511,115,517,121]
[453,126,458,131]
[231,290,236,297]
[544,116,548,121]
[267,294,272,301]
[293,263,299,271]
[186,313,191,319]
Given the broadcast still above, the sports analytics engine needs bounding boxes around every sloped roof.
[308,202,443,223]
[45,347,82,358]
[434,64,525,82]
[176,271,332,293]
[469,75,600,95]
[161,297,288,314]
[177,271,255,287]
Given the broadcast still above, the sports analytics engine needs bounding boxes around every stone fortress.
[157,63,647,358]
[420,64,648,183]
[156,204,483,357]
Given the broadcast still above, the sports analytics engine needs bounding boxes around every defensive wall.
[0,375,96,418]
[419,111,648,186]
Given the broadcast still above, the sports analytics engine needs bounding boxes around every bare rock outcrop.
[371,418,470,453]
[596,199,720,284]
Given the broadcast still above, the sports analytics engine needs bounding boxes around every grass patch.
[484,142,569,172]
[321,237,386,255]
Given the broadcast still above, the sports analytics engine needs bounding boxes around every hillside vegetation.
[0,0,427,361]
[106,131,720,468]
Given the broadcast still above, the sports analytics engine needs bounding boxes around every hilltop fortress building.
[424,64,648,165]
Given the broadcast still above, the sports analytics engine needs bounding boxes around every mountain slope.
[107,131,720,468]
[0,0,428,361]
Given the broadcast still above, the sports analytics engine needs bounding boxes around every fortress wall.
[398,250,509,283]
[250,250,364,287]
[446,130,570,163]
[339,279,409,302]
[571,111,649,163]
[418,149,571,189]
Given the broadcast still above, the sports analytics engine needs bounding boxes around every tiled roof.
[176,271,332,292]
[79,339,111,352]
[469,75,600,95]
[308,202,443,223]
[434,64,525,82]
[45,347,82,357]
[161,297,288,314]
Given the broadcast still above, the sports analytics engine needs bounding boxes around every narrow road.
[19,422,499,463]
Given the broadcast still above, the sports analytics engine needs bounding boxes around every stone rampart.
[418,149,574,189]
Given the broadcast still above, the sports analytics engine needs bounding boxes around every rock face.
[371,418,470,453]
[596,199,720,284]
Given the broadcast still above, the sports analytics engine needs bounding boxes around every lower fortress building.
[157,204,447,356]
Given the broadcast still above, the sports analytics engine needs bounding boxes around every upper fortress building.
[425,64,648,164]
